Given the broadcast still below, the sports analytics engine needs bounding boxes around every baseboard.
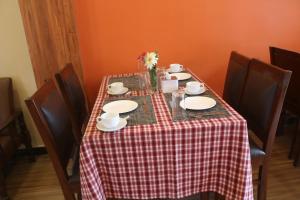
[16,146,47,156]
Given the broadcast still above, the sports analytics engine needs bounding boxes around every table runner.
[178,77,196,87]
[102,95,157,126]
[168,70,196,87]
[109,75,144,91]
[80,72,254,200]
[164,90,229,121]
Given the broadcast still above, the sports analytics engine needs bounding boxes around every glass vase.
[148,66,157,92]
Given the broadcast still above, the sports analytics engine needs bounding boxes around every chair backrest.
[25,80,75,184]
[55,63,89,142]
[269,47,300,115]
[240,59,291,153]
[223,51,251,111]
[0,78,14,125]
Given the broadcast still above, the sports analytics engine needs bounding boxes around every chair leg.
[288,118,299,159]
[58,181,77,200]
[257,164,268,200]
[293,122,300,167]
[61,188,76,200]
[276,111,286,135]
[294,148,300,166]
[17,113,35,162]
[0,172,8,200]
[77,192,82,200]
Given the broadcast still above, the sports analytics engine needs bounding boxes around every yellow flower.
[144,52,158,70]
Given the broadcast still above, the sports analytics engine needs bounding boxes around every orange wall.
[74,0,300,104]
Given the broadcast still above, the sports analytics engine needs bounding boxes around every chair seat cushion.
[68,146,80,192]
[248,129,266,158]
[248,129,266,166]
[68,170,80,192]
[250,139,266,158]
[81,116,89,135]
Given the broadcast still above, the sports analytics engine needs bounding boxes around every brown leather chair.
[269,47,300,166]
[0,78,34,199]
[223,51,251,112]
[26,80,80,200]
[55,63,89,144]
[239,59,292,200]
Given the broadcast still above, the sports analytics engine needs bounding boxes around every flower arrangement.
[138,51,159,91]
[138,51,159,70]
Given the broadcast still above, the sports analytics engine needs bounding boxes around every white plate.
[180,96,216,110]
[107,87,129,95]
[184,87,206,95]
[103,100,138,114]
[96,118,127,132]
[167,68,183,73]
[172,73,192,81]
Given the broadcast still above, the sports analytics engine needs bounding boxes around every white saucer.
[167,68,183,73]
[180,96,216,110]
[172,73,192,81]
[107,87,129,95]
[96,118,127,132]
[185,87,206,95]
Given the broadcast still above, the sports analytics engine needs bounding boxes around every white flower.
[144,52,158,70]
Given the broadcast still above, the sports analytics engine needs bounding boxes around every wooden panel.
[18,0,83,88]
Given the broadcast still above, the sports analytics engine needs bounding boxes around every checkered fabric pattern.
[80,72,254,200]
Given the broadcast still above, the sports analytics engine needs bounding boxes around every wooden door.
[18,0,83,87]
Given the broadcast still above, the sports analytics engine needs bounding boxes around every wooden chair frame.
[55,63,90,144]
[269,46,300,166]
[0,77,34,199]
[240,59,292,200]
[26,80,80,200]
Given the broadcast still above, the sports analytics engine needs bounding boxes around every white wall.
[0,0,43,146]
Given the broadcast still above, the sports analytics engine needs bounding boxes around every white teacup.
[108,82,124,93]
[169,64,183,72]
[186,81,204,93]
[97,112,120,128]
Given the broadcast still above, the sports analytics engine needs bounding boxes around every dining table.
[80,70,254,200]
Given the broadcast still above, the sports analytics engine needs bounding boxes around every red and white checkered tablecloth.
[80,72,254,200]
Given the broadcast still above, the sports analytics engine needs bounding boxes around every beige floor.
[6,155,63,200]
[5,133,300,200]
